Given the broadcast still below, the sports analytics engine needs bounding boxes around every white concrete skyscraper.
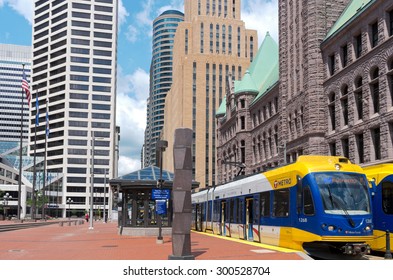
[31,0,118,218]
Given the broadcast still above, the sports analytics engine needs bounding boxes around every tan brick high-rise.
[162,0,257,187]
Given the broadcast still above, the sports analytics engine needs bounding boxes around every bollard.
[385,230,392,259]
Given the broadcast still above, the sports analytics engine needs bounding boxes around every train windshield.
[314,172,370,215]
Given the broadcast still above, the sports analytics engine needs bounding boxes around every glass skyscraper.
[144,10,184,167]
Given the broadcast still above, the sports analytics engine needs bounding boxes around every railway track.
[0,220,75,232]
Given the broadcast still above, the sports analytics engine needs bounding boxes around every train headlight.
[364,225,371,232]
[328,225,335,231]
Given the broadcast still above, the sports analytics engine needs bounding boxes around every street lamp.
[90,132,105,230]
[66,198,73,220]
[103,168,107,223]
[3,193,12,220]
[156,140,168,244]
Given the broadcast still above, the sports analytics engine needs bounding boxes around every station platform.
[0,220,309,260]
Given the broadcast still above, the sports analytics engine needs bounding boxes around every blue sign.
[156,200,167,215]
[152,189,171,200]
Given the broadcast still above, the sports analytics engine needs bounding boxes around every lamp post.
[3,193,12,220]
[156,140,168,244]
[90,131,95,230]
[103,168,107,223]
[90,132,105,229]
[66,198,73,220]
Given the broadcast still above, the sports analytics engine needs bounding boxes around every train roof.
[363,163,393,184]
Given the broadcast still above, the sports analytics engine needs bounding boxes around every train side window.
[238,199,244,223]
[382,182,393,214]
[273,189,289,217]
[260,192,270,217]
[303,185,315,215]
[230,199,235,223]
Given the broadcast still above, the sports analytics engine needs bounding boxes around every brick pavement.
[0,220,308,260]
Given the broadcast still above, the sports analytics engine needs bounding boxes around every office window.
[371,21,378,48]
[370,67,380,114]
[355,77,363,120]
[341,85,349,126]
[341,44,348,67]
[200,23,204,54]
[342,138,349,158]
[328,53,335,75]
[356,133,364,163]
[372,127,381,160]
[354,34,362,58]
[328,92,336,131]
[330,142,337,156]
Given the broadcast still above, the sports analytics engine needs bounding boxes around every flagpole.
[32,90,38,220]
[17,63,25,220]
[42,99,48,220]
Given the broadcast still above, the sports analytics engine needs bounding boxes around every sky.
[0,0,278,176]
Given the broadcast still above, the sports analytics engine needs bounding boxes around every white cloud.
[125,25,138,43]
[157,0,184,15]
[242,0,279,44]
[118,0,129,27]
[116,67,149,175]
[118,155,142,176]
[3,0,33,24]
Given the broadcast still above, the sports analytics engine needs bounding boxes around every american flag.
[46,106,50,137]
[22,69,31,104]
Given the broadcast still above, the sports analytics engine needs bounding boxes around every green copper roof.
[216,32,279,117]
[234,70,259,94]
[251,32,279,103]
[324,0,375,41]
[216,95,227,116]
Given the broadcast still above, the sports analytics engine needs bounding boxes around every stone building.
[162,0,258,188]
[322,0,393,166]
[215,0,393,185]
[216,33,279,184]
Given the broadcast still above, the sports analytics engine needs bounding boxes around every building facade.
[322,0,393,166]
[162,0,258,188]
[144,10,184,167]
[215,0,393,186]
[216,33,280,184]
[0,44,31,143]
[31,0,118,218]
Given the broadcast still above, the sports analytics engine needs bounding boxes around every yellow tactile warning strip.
[193,230,300,253]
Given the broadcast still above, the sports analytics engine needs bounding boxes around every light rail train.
[363,164,393,253]
[191,156,373,259]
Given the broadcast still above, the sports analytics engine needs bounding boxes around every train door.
[246,198,254,241]
[221,201,226,236]
[252,194,261,242]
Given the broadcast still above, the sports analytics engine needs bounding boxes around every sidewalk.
[0,221,308,260]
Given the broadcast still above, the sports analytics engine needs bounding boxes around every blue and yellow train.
[363,164,393,253]
[192,156,373,258]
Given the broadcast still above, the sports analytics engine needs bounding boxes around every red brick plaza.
[0,220,307,260]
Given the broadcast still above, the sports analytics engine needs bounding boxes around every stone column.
[168,128,195,260]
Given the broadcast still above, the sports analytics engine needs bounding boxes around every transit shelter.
[109,166,198,236]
